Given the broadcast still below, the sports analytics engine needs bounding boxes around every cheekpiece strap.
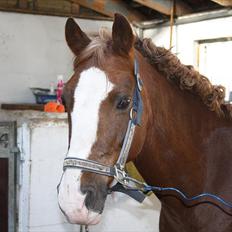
[132,59,143,126]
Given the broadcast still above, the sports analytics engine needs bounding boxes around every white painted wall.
[143,16,232,66]
[0,12,112,104]
[0,110,161,232]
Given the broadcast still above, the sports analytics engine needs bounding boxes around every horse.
[57,13,232,231]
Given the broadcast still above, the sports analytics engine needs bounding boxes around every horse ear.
[65,18,91,55]
[112,13,134,55]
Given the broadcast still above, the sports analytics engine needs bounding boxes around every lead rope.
[80,225,89,232]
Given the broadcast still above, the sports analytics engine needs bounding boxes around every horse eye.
[116,96,131,110]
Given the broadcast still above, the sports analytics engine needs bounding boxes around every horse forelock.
[74,27,112,69]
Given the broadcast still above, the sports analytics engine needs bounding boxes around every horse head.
[57,14,148,225]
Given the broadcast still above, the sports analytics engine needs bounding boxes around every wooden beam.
[36,0,71,14]
[133,0,192,16]
[0,4,112,21]
[18,0,28,9]
[71,2,80,14]
[71,0,146,22]
[211,0,232,6]
[0,0,17,8]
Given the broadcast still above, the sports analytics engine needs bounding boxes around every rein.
[61,59,232,213]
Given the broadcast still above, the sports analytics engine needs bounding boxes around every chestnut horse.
[58,14,232,231]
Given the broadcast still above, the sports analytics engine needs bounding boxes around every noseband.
[62,59,147,202]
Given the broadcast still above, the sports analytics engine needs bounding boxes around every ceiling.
[0,0,231,23]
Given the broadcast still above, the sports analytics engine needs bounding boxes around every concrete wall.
[0,12,112,104]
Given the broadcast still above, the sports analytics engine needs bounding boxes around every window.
[197,38,232,102]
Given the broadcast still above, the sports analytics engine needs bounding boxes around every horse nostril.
[80,181,108,213]
[81,185,96,209]
[81,184,95,195]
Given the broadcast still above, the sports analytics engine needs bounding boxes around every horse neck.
[134,54,232,196]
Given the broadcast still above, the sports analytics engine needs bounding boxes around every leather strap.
[63,157,116,177]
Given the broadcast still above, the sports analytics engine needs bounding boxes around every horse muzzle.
[62,204,101,225]
[58,185,102,225]
[57,169,107,225]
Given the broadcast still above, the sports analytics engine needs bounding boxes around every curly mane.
[134,38,232,118]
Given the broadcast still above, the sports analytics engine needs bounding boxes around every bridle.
[62,58,147,202]
[60,58,232,212]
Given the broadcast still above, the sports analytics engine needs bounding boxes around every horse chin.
[64,206,102,225]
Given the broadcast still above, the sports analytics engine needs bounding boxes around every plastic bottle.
[56,75,64,104]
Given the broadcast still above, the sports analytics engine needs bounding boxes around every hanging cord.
[169,0,175,49]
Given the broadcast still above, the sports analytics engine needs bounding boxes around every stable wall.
[0,12,112,104]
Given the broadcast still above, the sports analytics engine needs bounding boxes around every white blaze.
[68,67,113,158]
[58,67,114,225]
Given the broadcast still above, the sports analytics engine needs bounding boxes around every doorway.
[0,158,8,232]
[0,122,17,232]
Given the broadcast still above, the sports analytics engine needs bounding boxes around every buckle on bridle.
[113,165,128,186]
[113,165,148,192]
